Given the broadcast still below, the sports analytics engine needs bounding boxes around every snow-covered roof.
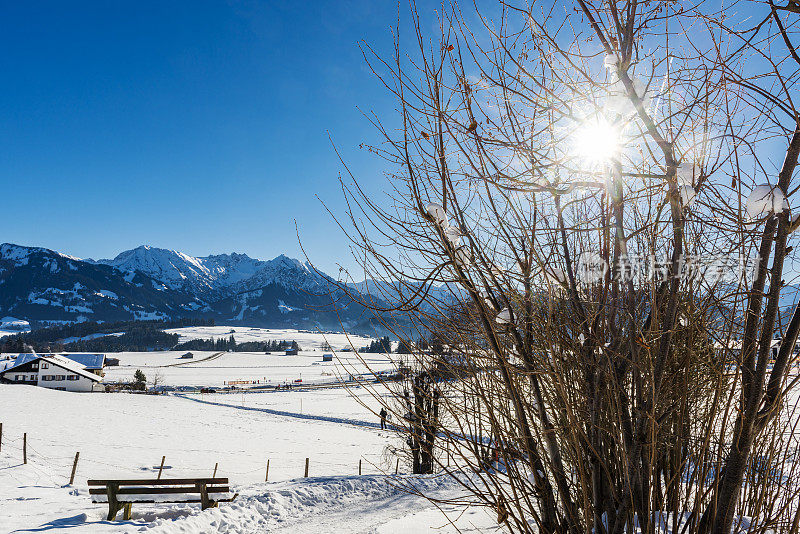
[59,353,105,369]
[10,353,105,370]
[38,355,102,382]
[1,354,102,382]
[0,357,16,372]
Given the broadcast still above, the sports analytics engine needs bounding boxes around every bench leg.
[197,482,212,510]
[106,484,121,521]
[123,502,132,520]
[106,502,124,521]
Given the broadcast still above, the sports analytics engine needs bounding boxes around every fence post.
[212,462,218,478]
[23,433,27,464]
[157,455,165,479]
[0,422,3,453]
[69,452,80,485]
[265,459,270,482]
[304,457,309,478]
[359,458,362,476]
[395,458,399,475]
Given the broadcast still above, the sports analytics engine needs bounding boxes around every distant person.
[379,407,388,430]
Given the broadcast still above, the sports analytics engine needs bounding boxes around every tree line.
[173,336,302,353]
[0,318,213,353]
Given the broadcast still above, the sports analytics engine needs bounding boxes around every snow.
[443,225,462,246]
[679,185,697,206]
[0,243,80,265]
[0,385,494,533]
[59,332,123,344]
[166,326,378,352]
[0,316,30,337]
[605,78,650,118]
[101,350,397,388]
[276,300,296,314]
[133,310,168,321]
[495,308,511,324]
[746,184,790,218]
[424,203,447,225]
[0,243,32,265]
[454,246,472,266]
[603,53,619,69]
[676,162,697,186]
[97,246,326,297]
[66,305,95,314]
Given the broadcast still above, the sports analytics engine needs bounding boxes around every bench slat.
[89,486,229,496]
[90,496,238,505]
[87,478,227,486]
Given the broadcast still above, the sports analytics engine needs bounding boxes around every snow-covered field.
[100,350,397,388]
[0,385,496,533]
[165,326,380,353]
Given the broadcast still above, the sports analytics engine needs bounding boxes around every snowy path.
[160,351,225,367]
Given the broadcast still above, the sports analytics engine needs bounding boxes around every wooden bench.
[87,477,238,521]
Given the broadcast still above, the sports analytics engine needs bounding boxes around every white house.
[0,354,104,392]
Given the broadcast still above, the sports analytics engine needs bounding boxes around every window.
[30,375,36,381]
[55,375,66,381]
[67,375,78,381]
[42,375,53,381]
[15,375,22,381]
[32,363,38,369]
[41,363,49,369]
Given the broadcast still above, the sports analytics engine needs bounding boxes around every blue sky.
[0,1,410,274]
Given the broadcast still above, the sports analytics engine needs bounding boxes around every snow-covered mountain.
[92,246,330,299]
[0,243,386,331]
[0,243,206,325]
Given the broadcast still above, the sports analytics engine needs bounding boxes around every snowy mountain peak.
[93,246,327,298]
[1,243,81,266]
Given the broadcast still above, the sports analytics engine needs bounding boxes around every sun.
[573,118,622,166]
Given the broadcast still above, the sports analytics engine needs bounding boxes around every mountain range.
[0,243,387,332]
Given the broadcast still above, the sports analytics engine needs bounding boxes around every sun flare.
[573,118,621,165]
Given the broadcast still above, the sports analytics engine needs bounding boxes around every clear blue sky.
[0,1,411,274]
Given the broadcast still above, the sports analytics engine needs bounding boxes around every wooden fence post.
[23,433,27,464]
[212,462,218,478]
[304,457,309,478]
[69,452,80,485]
[395,458,399,475]
[265,459,270,482]
[157,455,165,479]
[0,422,3,453]
[359,458,362,476]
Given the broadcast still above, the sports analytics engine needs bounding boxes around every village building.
[0,353,105,392]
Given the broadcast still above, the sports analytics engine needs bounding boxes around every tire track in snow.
[172,393,387,430]
[160,351,225,368]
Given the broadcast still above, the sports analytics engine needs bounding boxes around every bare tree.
[322,1,800,532]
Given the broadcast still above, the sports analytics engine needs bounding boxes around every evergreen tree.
[396,339,414,354]
[133,369,146,391]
